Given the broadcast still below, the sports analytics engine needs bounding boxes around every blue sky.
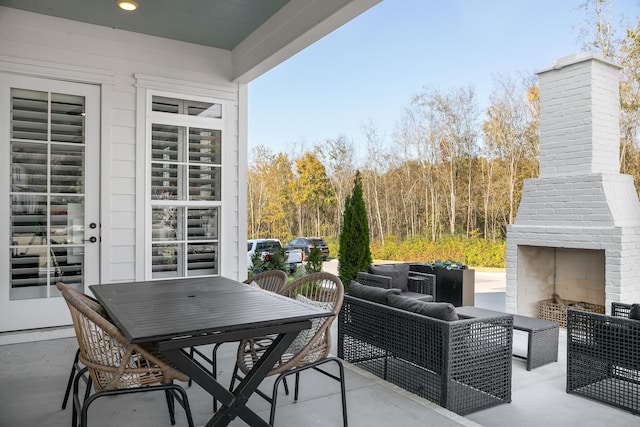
[247,0,639,160]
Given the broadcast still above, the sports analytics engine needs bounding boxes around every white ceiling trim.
[231,0,382,83]
[0,54,115,84]
[133,73,238,101]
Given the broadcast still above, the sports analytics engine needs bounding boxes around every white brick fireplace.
[506,53,640,317]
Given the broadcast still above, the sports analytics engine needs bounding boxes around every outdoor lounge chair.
[230,272,347,426]
[567,302,640,415]
[357,263,436,301]
[57,282,194,427]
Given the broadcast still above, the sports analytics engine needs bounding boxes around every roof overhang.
[0,0,382,83]
[231,0,382,83]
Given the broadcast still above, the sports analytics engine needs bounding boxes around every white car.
[247,239,304,273]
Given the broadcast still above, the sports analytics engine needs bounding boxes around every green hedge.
[370,235,505,268]
[325,235,505,268]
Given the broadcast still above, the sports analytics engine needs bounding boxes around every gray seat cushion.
[629,303,640,320]
[349,281,401,305]
[387,294,459,321]
[369,263,410,292]
[401,291,434,302]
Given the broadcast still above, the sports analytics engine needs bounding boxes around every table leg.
[162,330,299,427]
[527,326,559,371]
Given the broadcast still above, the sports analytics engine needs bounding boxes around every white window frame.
[142,89,226,280]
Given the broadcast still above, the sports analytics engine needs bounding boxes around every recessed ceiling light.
[117,0,138,11]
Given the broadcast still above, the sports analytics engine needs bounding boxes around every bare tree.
[483,74,539,225]
[412,86,479,235]
[392,117,423,237]
[401,102,441,241]
[578,0,619,60]
[362,120,388,243]
[620,18,640,155]
[316,135,356,235]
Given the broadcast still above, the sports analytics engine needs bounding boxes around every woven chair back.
[56,282,105,314]
[237,272,344,376]
[57,282,188,391]
[243,270,288,294]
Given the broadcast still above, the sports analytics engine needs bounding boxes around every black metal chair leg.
[62,348,81,409]
[77,384,194,427]
[335,358,348,427]
[172,385,195,427]
[270,373,285,426]
[294,372,300,401]
[164,389,176,425]
[72,367,90,427]
[268,357,348,427]
[187,348,194,387]
[190,342,227,412]
[71,369,81,427]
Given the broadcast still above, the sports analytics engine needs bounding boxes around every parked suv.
[284,237,330,260]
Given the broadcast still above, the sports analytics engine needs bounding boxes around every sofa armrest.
[356,271,392,289]
[408,272,436,299]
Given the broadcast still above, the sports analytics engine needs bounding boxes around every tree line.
[247,2,640,252]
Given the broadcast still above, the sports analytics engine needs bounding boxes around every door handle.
[83,236,98,243]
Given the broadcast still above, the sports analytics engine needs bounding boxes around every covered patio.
[2,274,637,427]
[1,3,639,426]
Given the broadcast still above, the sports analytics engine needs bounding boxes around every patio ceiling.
[0,0,383,82]
[0,0,289,51]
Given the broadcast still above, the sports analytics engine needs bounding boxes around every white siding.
[0,7,243,283]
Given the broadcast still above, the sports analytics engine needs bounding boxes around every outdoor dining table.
[90,276,333,427]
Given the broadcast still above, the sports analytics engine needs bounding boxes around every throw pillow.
[287,294,333,354]
[629,303,640,320]
[369,263,410,292]
[387,294,459,321]
[349,280,401,305]
[248,281,261,289]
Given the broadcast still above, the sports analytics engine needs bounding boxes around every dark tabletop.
[90,276,332,343]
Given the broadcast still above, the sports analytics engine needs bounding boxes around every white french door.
[0,74,100,332]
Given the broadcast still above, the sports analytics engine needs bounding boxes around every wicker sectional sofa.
[566,302,640,415]
[338,284,513,415]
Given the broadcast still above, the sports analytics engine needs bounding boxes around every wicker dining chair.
[243,269,288,293]
[189,269,289,411]
[230,272,347,426]
[57,282,194,427]
[61,286,101,410]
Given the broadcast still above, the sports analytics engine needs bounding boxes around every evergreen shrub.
[305,247,323,273]
[338,172,372,291]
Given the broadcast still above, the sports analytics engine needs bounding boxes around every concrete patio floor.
[0,334,472,427]
[1,270,638,426]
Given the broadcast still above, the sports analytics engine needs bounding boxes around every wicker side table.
[457,306,560,370]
